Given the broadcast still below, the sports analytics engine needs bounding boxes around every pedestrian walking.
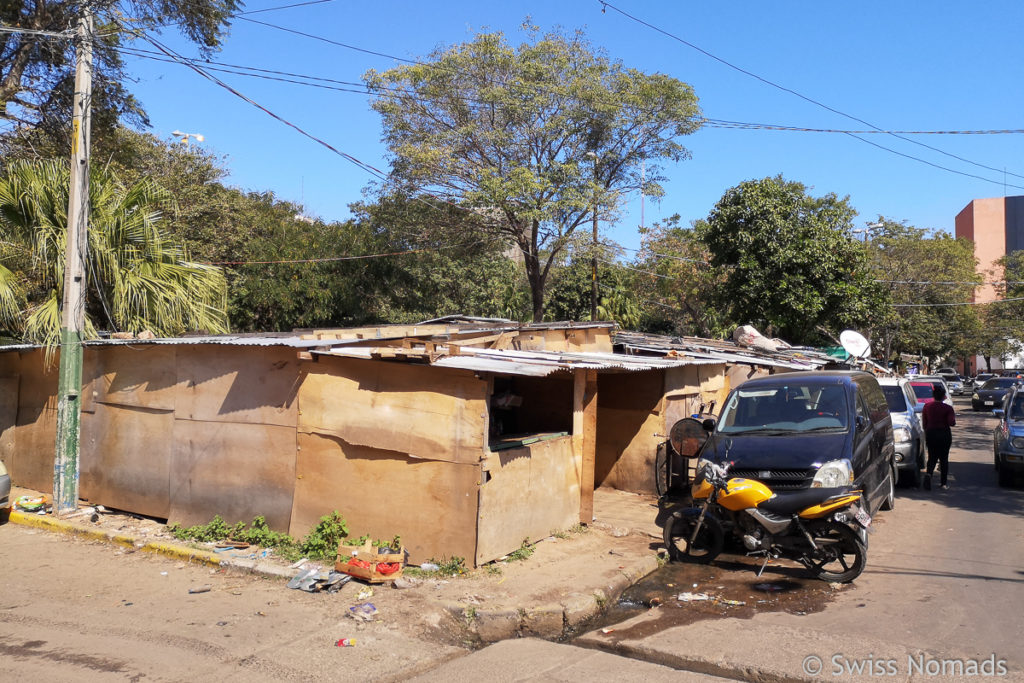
[922,384,956,490]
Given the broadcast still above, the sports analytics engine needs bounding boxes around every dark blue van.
[699,370,896,515]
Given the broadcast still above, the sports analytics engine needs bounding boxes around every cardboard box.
[335,541,405,583]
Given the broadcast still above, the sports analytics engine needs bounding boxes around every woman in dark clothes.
[922,384,956,490]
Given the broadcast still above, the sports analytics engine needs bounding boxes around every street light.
[171,130,205,146]
[852,221,884,244]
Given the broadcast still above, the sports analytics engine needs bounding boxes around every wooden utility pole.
[53,7,93,515]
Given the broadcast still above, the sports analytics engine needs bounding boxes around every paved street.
[572,398,1024,681]
[2,397,1022,681]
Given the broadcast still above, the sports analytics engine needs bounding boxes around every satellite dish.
[839,330,871,359]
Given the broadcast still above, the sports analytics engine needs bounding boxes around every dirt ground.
[3,495,663,680]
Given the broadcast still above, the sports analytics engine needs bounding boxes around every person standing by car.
[922,384,956,490]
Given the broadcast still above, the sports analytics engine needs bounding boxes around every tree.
[0,159,228,345]
[697,175,885,345]
[365,26,702,321]
[1,0,240,156]
[866,220,979,364]
[633,214,729,338]
[544,244,643,329]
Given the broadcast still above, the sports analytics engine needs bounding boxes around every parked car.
[933,369,965,395]
[0,458,10,519]
[908,377,955,413]
[697,370,896,515]
[968,373,996,391]
[878,377,925,487]
[972,377,1022,412]
[993,386,1024,487]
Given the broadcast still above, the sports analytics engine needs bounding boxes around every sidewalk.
[3,486,665,645]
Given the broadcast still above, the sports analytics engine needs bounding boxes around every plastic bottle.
[335,638,356,647]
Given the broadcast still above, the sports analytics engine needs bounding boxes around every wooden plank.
[168,419,297,530]
[174,346,300,427]
[579,369,598,524]
[290,431,480,565]
[476,436,578,565]
[0,374,20,481]
[80,402,172,518]
[297,356,487,464]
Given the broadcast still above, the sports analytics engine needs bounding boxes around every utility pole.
[589,154,599,322]
[53,6,93,516]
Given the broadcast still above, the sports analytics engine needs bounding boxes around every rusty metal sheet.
[80,402,172,518]
[290,431,479,566]
[174,346,300,427]
[8,350,57,491]
[168,419,296,530]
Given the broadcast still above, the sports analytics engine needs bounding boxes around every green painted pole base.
[54,326,84,515]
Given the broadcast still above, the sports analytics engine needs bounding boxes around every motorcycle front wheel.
[663,508,724,564]
[803,521,867,583]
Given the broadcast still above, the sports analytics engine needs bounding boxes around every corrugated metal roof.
[314,344,722,377]
[614,331,832,370]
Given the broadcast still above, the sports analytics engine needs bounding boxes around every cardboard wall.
[0,351,58,491]
[476,436,579,564]
[290,431,479,565]
[594,370,666,494]
[298,356,488,464]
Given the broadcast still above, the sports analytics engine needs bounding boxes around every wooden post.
[579,369,598,524]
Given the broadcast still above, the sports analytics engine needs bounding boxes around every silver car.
[878,377,925,487]
[0,458,10,516]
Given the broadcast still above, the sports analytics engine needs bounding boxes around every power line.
[705,118,1024,136]
[597,0,1024,183]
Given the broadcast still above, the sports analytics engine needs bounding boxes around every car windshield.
[881,385,907,412]
[717,383,849,434]
[1009,395,1024,421]
[982,378,1019,390]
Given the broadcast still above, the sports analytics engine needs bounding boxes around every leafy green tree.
[697,175,884,345]
[0,159,228,344]
[633,214,729,338]
[866,219,979,364]
[365,26,702,322]
[1,0,240,157]
[544,246,643,329]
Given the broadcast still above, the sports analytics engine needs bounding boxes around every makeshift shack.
[0,322,827,565]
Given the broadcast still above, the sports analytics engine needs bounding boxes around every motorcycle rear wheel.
[804,521,867,583]
[663,509,724,564]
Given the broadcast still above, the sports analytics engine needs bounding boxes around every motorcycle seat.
[757,486,851,515]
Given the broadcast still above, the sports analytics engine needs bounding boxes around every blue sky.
[122,1,1024,254]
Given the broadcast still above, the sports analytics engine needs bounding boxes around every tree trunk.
[528,262,545,322]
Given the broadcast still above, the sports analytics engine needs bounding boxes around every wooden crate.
[335,541,405,583]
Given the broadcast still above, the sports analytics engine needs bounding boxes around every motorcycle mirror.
[701,418,716,432]
[856,415,869,431]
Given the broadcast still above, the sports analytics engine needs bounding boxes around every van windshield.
[880,385,906,412]
[717,383,849,434]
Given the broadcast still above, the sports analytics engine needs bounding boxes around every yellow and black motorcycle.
[664,460,871,583]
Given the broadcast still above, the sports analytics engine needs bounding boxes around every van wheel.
[880,467,896,511]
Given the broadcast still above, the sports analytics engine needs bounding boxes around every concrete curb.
[442,552,663,643]
[10,509,226,569]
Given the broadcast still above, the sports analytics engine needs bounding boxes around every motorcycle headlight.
[812,459,854,488]
[1011,437,1024,450]
[893,426,911,444]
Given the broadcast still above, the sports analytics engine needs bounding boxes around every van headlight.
[1011,437,1024,450]
[812,459,854,488]
[893,426,911,444]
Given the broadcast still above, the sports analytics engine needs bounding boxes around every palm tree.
[0,159,228,345]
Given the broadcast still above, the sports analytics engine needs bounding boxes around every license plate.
[985,401,995,406]
[853,506,872,528]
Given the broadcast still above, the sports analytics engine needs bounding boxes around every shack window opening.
[488,375,572,450]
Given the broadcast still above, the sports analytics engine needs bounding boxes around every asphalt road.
[575,397,1024,681]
